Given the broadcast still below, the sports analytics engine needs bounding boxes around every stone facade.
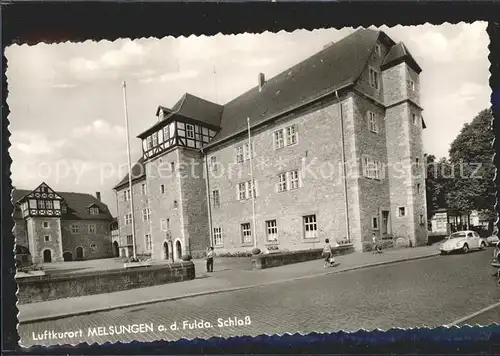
[113,29,428,258]
[61,220,113,261]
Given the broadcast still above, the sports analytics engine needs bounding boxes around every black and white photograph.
[7,22,497,347]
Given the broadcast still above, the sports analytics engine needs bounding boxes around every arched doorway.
[43,249,52,263]
[113,241,119,257]
[175,240,182,260]
[76,246,84,260]
[63,252,73,261]
[163,241,169,260]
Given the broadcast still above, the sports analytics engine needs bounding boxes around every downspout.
[336,90,351,242]
[201,147,214,248]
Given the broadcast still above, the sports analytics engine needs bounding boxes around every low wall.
[251,245,355,270]
[16,261,195,304]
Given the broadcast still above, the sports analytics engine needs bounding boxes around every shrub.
[252,248,261,255]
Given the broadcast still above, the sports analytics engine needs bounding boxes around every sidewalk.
[17,245,440,324]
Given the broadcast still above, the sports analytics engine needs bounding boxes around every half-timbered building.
[12,183,114,263]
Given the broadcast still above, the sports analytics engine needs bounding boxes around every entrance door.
[381,211,390,236]
[175,240,182,260]
[113,241,119,257]
[76,246,84,260]
[163,241,169,260]
[43,249,52,263]
[63,252,73,261]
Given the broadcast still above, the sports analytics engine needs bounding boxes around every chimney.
[258,73,265,92]
[96,192,101,202]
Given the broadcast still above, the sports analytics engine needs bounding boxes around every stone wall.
[251,244,355,270]
[16,261,195,304]
[14,218,29,248]
[27,217,63,263]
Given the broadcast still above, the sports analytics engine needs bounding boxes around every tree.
[446,108,495,220]
[425,154,450,218]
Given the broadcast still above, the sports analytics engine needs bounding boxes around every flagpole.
[247,117,257,249]
[122,81,137,260]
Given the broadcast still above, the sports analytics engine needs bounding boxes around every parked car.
[15,245,32,268]
[486,235,500,247]
[439,230,488,255]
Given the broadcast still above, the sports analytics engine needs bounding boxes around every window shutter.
[366,112,371,130]
[254,180,259,198]
[236,185,240,201]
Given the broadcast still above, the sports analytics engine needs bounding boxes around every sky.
[6,22,491,216]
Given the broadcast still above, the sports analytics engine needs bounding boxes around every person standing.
[206,246,214,273]
[372,233,382,253]
[323,239,333,268]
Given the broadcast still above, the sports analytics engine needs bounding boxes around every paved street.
[19,249,498,347]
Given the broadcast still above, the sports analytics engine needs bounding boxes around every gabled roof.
[381,42,422,74]
[207,28,381,147]
[140,93,223,139]
[113,156,146,190]
[11,188,113,221]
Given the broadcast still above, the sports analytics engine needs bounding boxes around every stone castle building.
[12,182,114,263]
[113,28,428,259]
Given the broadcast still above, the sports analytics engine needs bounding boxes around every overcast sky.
[6,22,490,216]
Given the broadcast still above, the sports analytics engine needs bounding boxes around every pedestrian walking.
[206,246,214,273]
[372,233,382,254]
[323,239,334,268]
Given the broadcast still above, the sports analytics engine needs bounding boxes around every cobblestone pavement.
[19,249,498,347]
[457,304,500,326]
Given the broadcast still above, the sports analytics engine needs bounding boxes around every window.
[241,223,252,244]
[167,218,170,229]
[303,215,318,239]
[62,205,67,214]
[143,208,150,221]
[186,124,195,139]
[29,199,37,209]
[90,243,97,252]
[44,235,50,242]
[71,224,79,233]
[212,190,220,208]
[45,200,53,209]
[369,67,380,89]
[38,200,45,209]
[237,180,257,200]
[124,189,131,201]
[160,219,168,231]
[54,200,60,210]
[90,207,99,215]
[125,213,132,225]
[126,235,133,245]
[368,111,378,133]
[407,79,416,91]
[88,224,96,233]
[210,156,218,172]
[278,170,300,192]
[147,136,152,149]
[266,220,278,242]
[152,132,158,146]
[374,43,382,56]
[141,183,147,195]
[419,215,425,225]
[412,113,420,125]
[171,162,175,172]
[160,184,165,194]
[372,216,379,230]
[274,130,285,149]
[43,221,49,228]
[416,158,420,168]
[213,227,223,246]
[417,183,421,194]
[363,157,382,179]
[274,125,298,149]
[398,207,406,217]
[235,143,252,163]
[173,200,178,209]
[163,126,170,141]
[145,234,152,250]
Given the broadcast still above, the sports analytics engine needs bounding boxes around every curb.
[18,251,440,325]
[446,301,500,327]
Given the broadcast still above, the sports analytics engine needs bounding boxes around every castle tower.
[381,42,428,246]
[18,183,65,263]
